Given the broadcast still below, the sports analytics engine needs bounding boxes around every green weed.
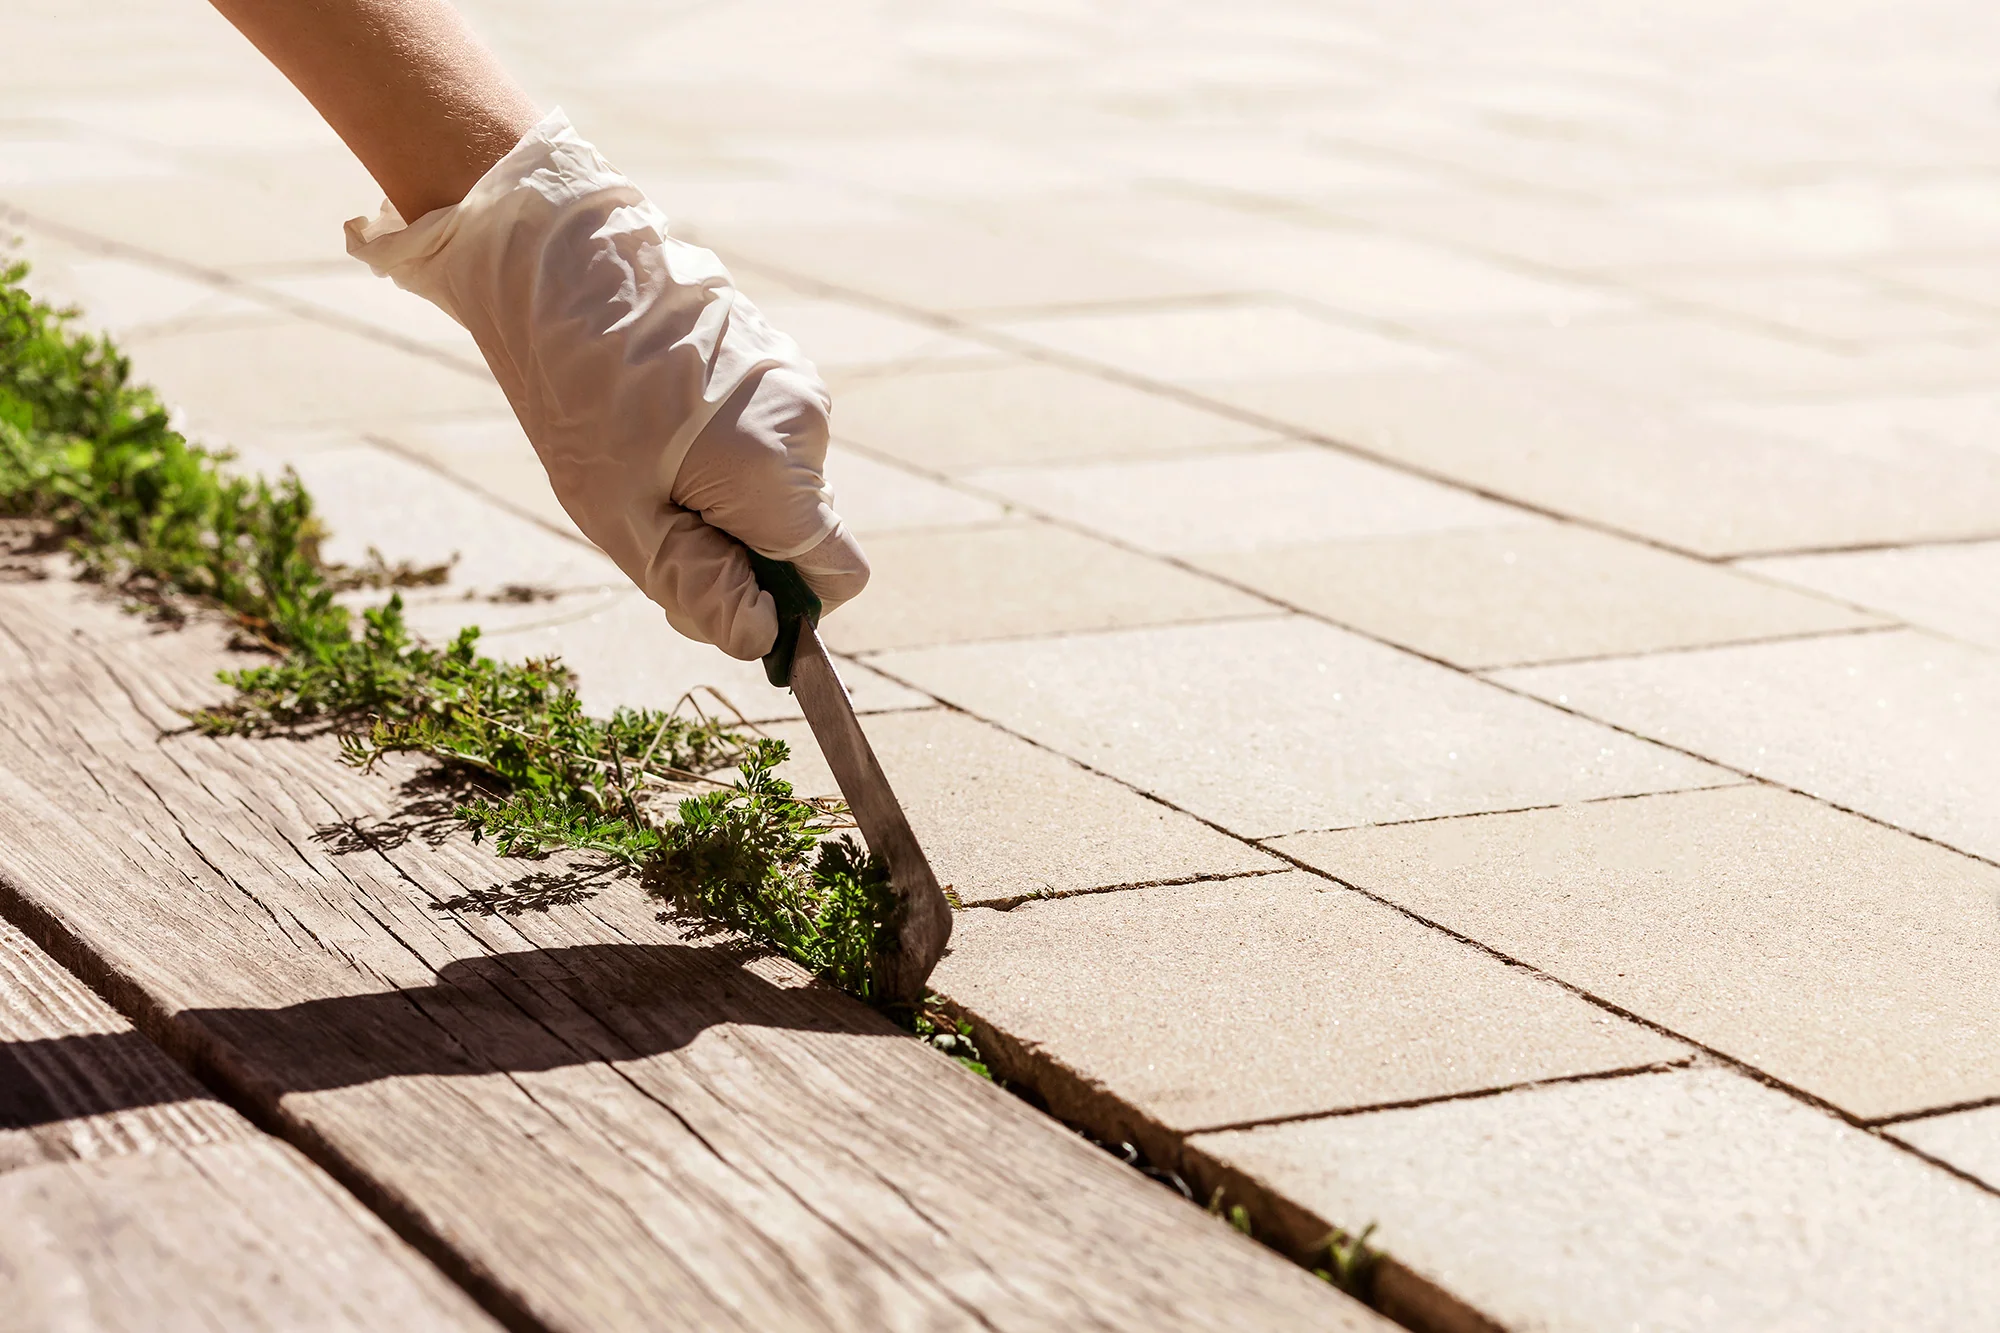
[0,260,899,999]
[1313,1223,1380,1298]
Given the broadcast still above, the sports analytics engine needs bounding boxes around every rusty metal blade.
[787,624,952,1002]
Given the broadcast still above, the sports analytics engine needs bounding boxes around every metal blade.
[787,623,952,1002]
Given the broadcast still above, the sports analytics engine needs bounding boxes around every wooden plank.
[0,915,500,1332]
[0,577,1386,1332]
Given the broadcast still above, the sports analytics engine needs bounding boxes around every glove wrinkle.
[343,107,867,660]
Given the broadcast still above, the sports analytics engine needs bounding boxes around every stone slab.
[714,220,1237,312]
[1198,521,1885,668]
[753,709,1280,905]
[830,361,1273,473]
[1207,365,2000,556]
[996,302,1448,386]
[965,445,1523,555]
[1196,1068,2000,1333]
[818,521,1275,654]
[822,448,1007,535]
[1888,1106,2000,1190]
[119,315,510,439]
[1276,784,2000,1120]
[396,588,929,724]
[226,442,623,597]
[367,415,584,539]
[933,873,1685,1130]
[874,616,1730,839]
[1495,628,2000,863]
[1741,541,2000,652]
[1139,225,1630,320]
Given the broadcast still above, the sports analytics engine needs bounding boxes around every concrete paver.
[1276,785,2000,1121]
[876,616,1731,838]
[758,710,1280,906]
[1497,629,2000,863]
[119,316,510,438]
[829,361,1274,472]
[934,873,1685,1131]
[1741,541,2000,652]
[1889,1107,2000,1191]
[397,588,929,724]
[1197,521,1887,669]
[1196,1068,2000,1333]
[818,521,1275,654]
[822,449,1008,536]
[995,302,1447,386]
[965,444,1524,555]
[1200,365,2000,556]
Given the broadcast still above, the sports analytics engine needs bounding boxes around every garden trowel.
[747,554,952,1003]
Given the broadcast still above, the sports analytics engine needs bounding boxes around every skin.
[205,0,541,220]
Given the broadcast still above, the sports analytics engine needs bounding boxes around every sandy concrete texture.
[1497,628,2000,863]
[1195,521,1885,668]
[1276,784,2000,1121]
[754,709,1280,906]
[933,873,1686,1132]
[876,616,1731,838]
[1197,1068,2000,1333]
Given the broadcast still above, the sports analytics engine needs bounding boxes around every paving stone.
[1276,785,2000,1120]
[818,521,1275,654]
[965,445,1523,555]
[932,874,1685,1129]
[746,291,995,373]
[1207,365,2000,555]
[874,617,1729,838]
[1887,1107,2000,1189]
[227,442,621,596]
[1,149,384,272]
[1139,226,1630,320]
[829,362,1273,472]
[754,710,1280,905]
[823,448,1006,534]
[1435,310,1870,399]
[1740,541,2000,652]
[1496,628,2000,862]
[119,316,511,438]
[714,219,1236,312]
[367,415,584,538]
[1195,1068,2000,1333]
[11,244,262,336]
[396,588,927,724]
[995,302,1449,386]
[1706,389,2000,464]
[260,271,482,359]
[1612,266,1994,345]
[1198,521,1885,668]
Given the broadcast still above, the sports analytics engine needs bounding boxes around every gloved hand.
[343,109,867,661]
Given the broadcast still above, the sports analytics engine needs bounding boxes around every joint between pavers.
[973,866,1292,912]
[1183,1058,1700,1139]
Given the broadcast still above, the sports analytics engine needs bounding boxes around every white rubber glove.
[343,109,867,661]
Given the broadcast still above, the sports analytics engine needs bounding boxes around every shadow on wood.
[1,943,872,1129]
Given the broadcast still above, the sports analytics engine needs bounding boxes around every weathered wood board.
[0,577,1385,1332]
[0,913,498,1331]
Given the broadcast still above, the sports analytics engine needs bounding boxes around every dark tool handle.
[748,552,822,688]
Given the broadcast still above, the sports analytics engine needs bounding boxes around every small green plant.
[1207,1187,1254,1237]
[0,259,903,1000]
[1313,1223,1380,1298]
[908,1003,992,1080]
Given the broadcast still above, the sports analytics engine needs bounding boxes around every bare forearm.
[206,0,540,220]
